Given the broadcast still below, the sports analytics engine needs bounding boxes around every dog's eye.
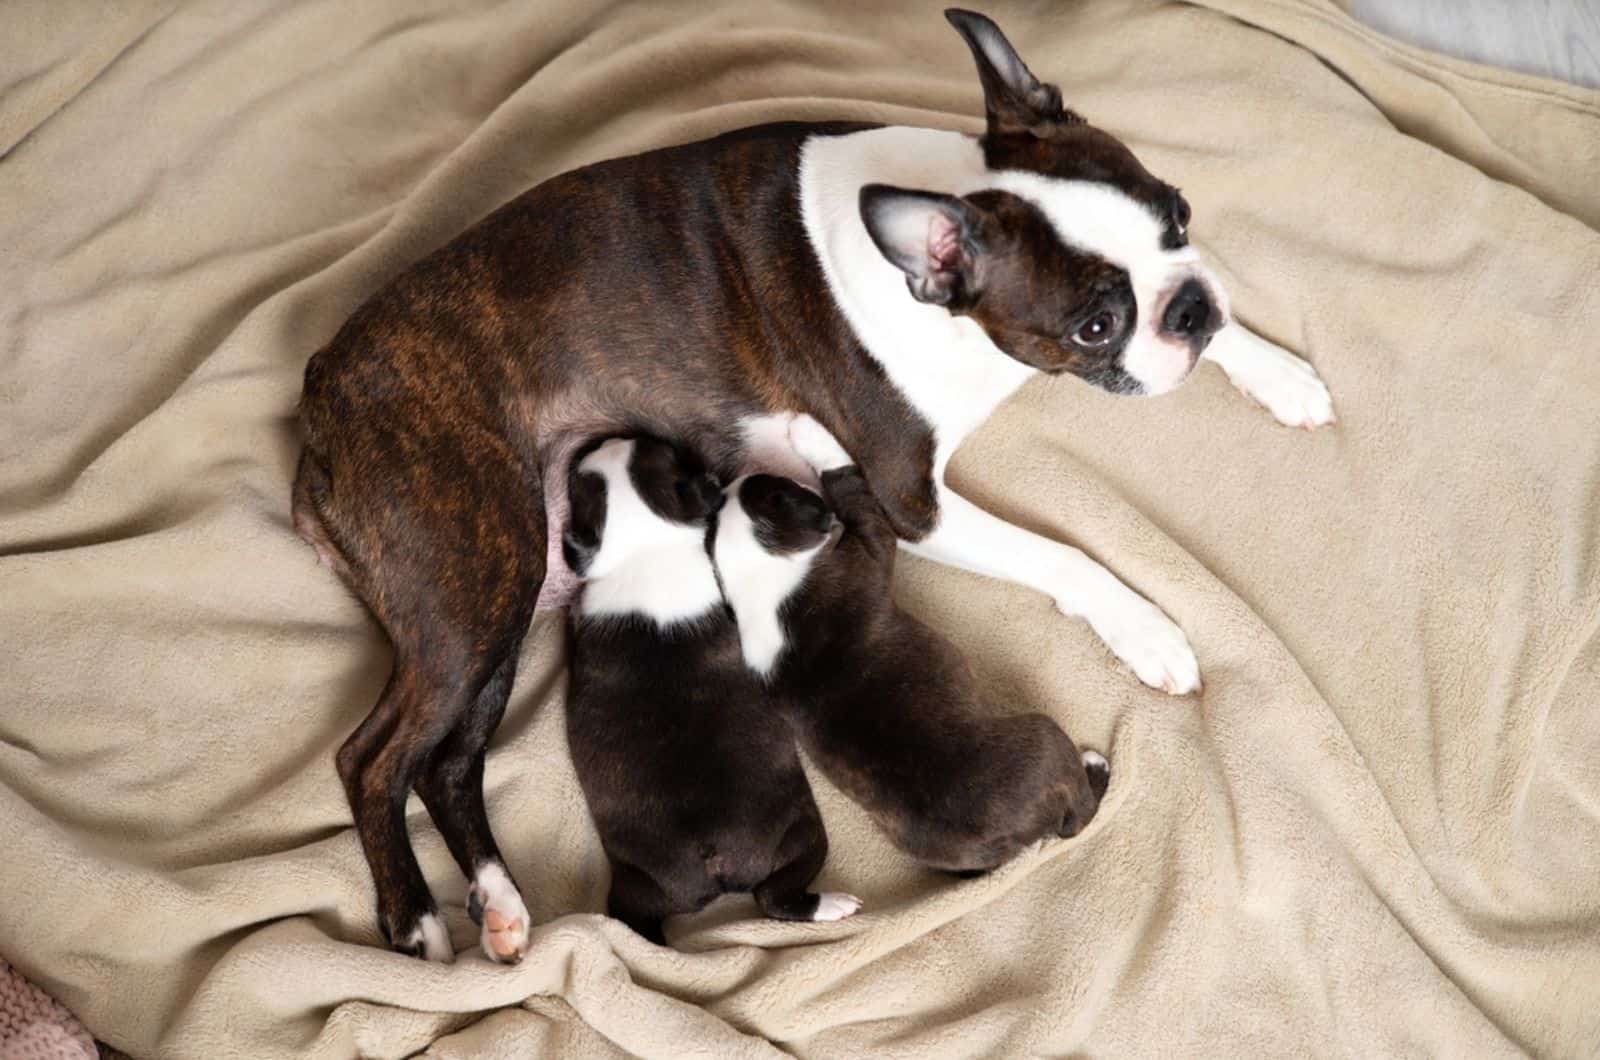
[1073,311,1118,348]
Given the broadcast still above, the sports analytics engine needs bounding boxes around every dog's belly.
[735,412,821,489]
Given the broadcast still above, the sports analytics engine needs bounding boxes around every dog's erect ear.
[944,8,1078,139]
[859,184,987,308]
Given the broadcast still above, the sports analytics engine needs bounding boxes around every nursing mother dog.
[293,8,1336,962]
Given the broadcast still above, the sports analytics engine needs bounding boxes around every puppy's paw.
[1081,749,1110,799]
[1214,330,1335,429]
[468,861,531,965]
[788,414,854,473]
[1087,599,1201,696]
[395,911,455,964]
[811,892,862,921]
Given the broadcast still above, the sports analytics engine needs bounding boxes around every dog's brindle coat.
[564,436,854,945]
[713,464,1110,873]
[294,9,1332,958]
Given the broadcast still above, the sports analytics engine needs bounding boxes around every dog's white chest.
[797,126,1036,456]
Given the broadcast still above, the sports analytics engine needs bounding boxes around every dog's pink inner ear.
[928,214,966,274]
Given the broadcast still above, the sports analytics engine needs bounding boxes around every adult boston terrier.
[564,435,858,946]
[711,416,1110,874]
[294,8,1334,958]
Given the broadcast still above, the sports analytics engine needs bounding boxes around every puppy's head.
[710,474,841,676]
[857,9,1227,396]
[720,474,840,557]
[564,435,721,579]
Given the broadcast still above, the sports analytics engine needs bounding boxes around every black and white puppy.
[710,417,1110,874]
[563,435,860,944]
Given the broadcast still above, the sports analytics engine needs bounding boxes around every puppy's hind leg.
[606,861,677,946]
[753,814,860,923]
[1082,749,1110,801]
[1059,748,1111,839]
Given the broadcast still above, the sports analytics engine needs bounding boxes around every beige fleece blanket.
[3,1,1598,1056]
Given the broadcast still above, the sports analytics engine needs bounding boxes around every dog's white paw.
[402,911,455,964]
[468,861,531,964]
[1213,330,1335,429]
[811,892,862,921]
[1087,599,1200,695]
[788,414,854,473]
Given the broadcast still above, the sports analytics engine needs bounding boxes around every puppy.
[563,435,860,943]
[711,417,1109,874]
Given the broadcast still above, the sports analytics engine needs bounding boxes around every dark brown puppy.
[711,418,1109,874]
[564,435,859,944]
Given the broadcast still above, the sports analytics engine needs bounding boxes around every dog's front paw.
[1087,599,1200,696]
[468,862,531,964]
[788,414,854,473]
[1211,326,1335,429]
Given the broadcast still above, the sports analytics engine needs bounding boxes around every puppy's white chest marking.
[575,441,721,627]
[711,482,825,678]
[579,549,721,626]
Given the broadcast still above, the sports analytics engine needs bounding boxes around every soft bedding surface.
[2,1,1598,1056]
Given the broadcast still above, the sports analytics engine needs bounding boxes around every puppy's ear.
[860,185,988,308]
[562,526,599,576]
[823,515,844,550]
[677,471,723,521]
[790,490,837,541]
[563,468,607,575]
[944,8,1079,139]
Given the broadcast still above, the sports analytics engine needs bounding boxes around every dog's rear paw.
[811,892,862,921]
[788,414,854,472]
[395,911,455,963]
[468,861,531,964]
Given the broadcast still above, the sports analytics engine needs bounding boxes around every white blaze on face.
[987,172,1230,395]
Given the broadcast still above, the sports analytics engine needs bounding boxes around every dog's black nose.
[1162,278,1213,336]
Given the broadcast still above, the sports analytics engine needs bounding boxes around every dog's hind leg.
[415,649,536,964]
[296,429,544,961]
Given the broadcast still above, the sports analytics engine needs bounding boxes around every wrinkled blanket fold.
[2,0,1598,1056]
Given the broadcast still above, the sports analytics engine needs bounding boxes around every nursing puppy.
[711,417,1110,873]
[564,435,859,944]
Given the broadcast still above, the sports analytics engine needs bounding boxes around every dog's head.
[859,9,1227,396]
[564,435,722,579]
